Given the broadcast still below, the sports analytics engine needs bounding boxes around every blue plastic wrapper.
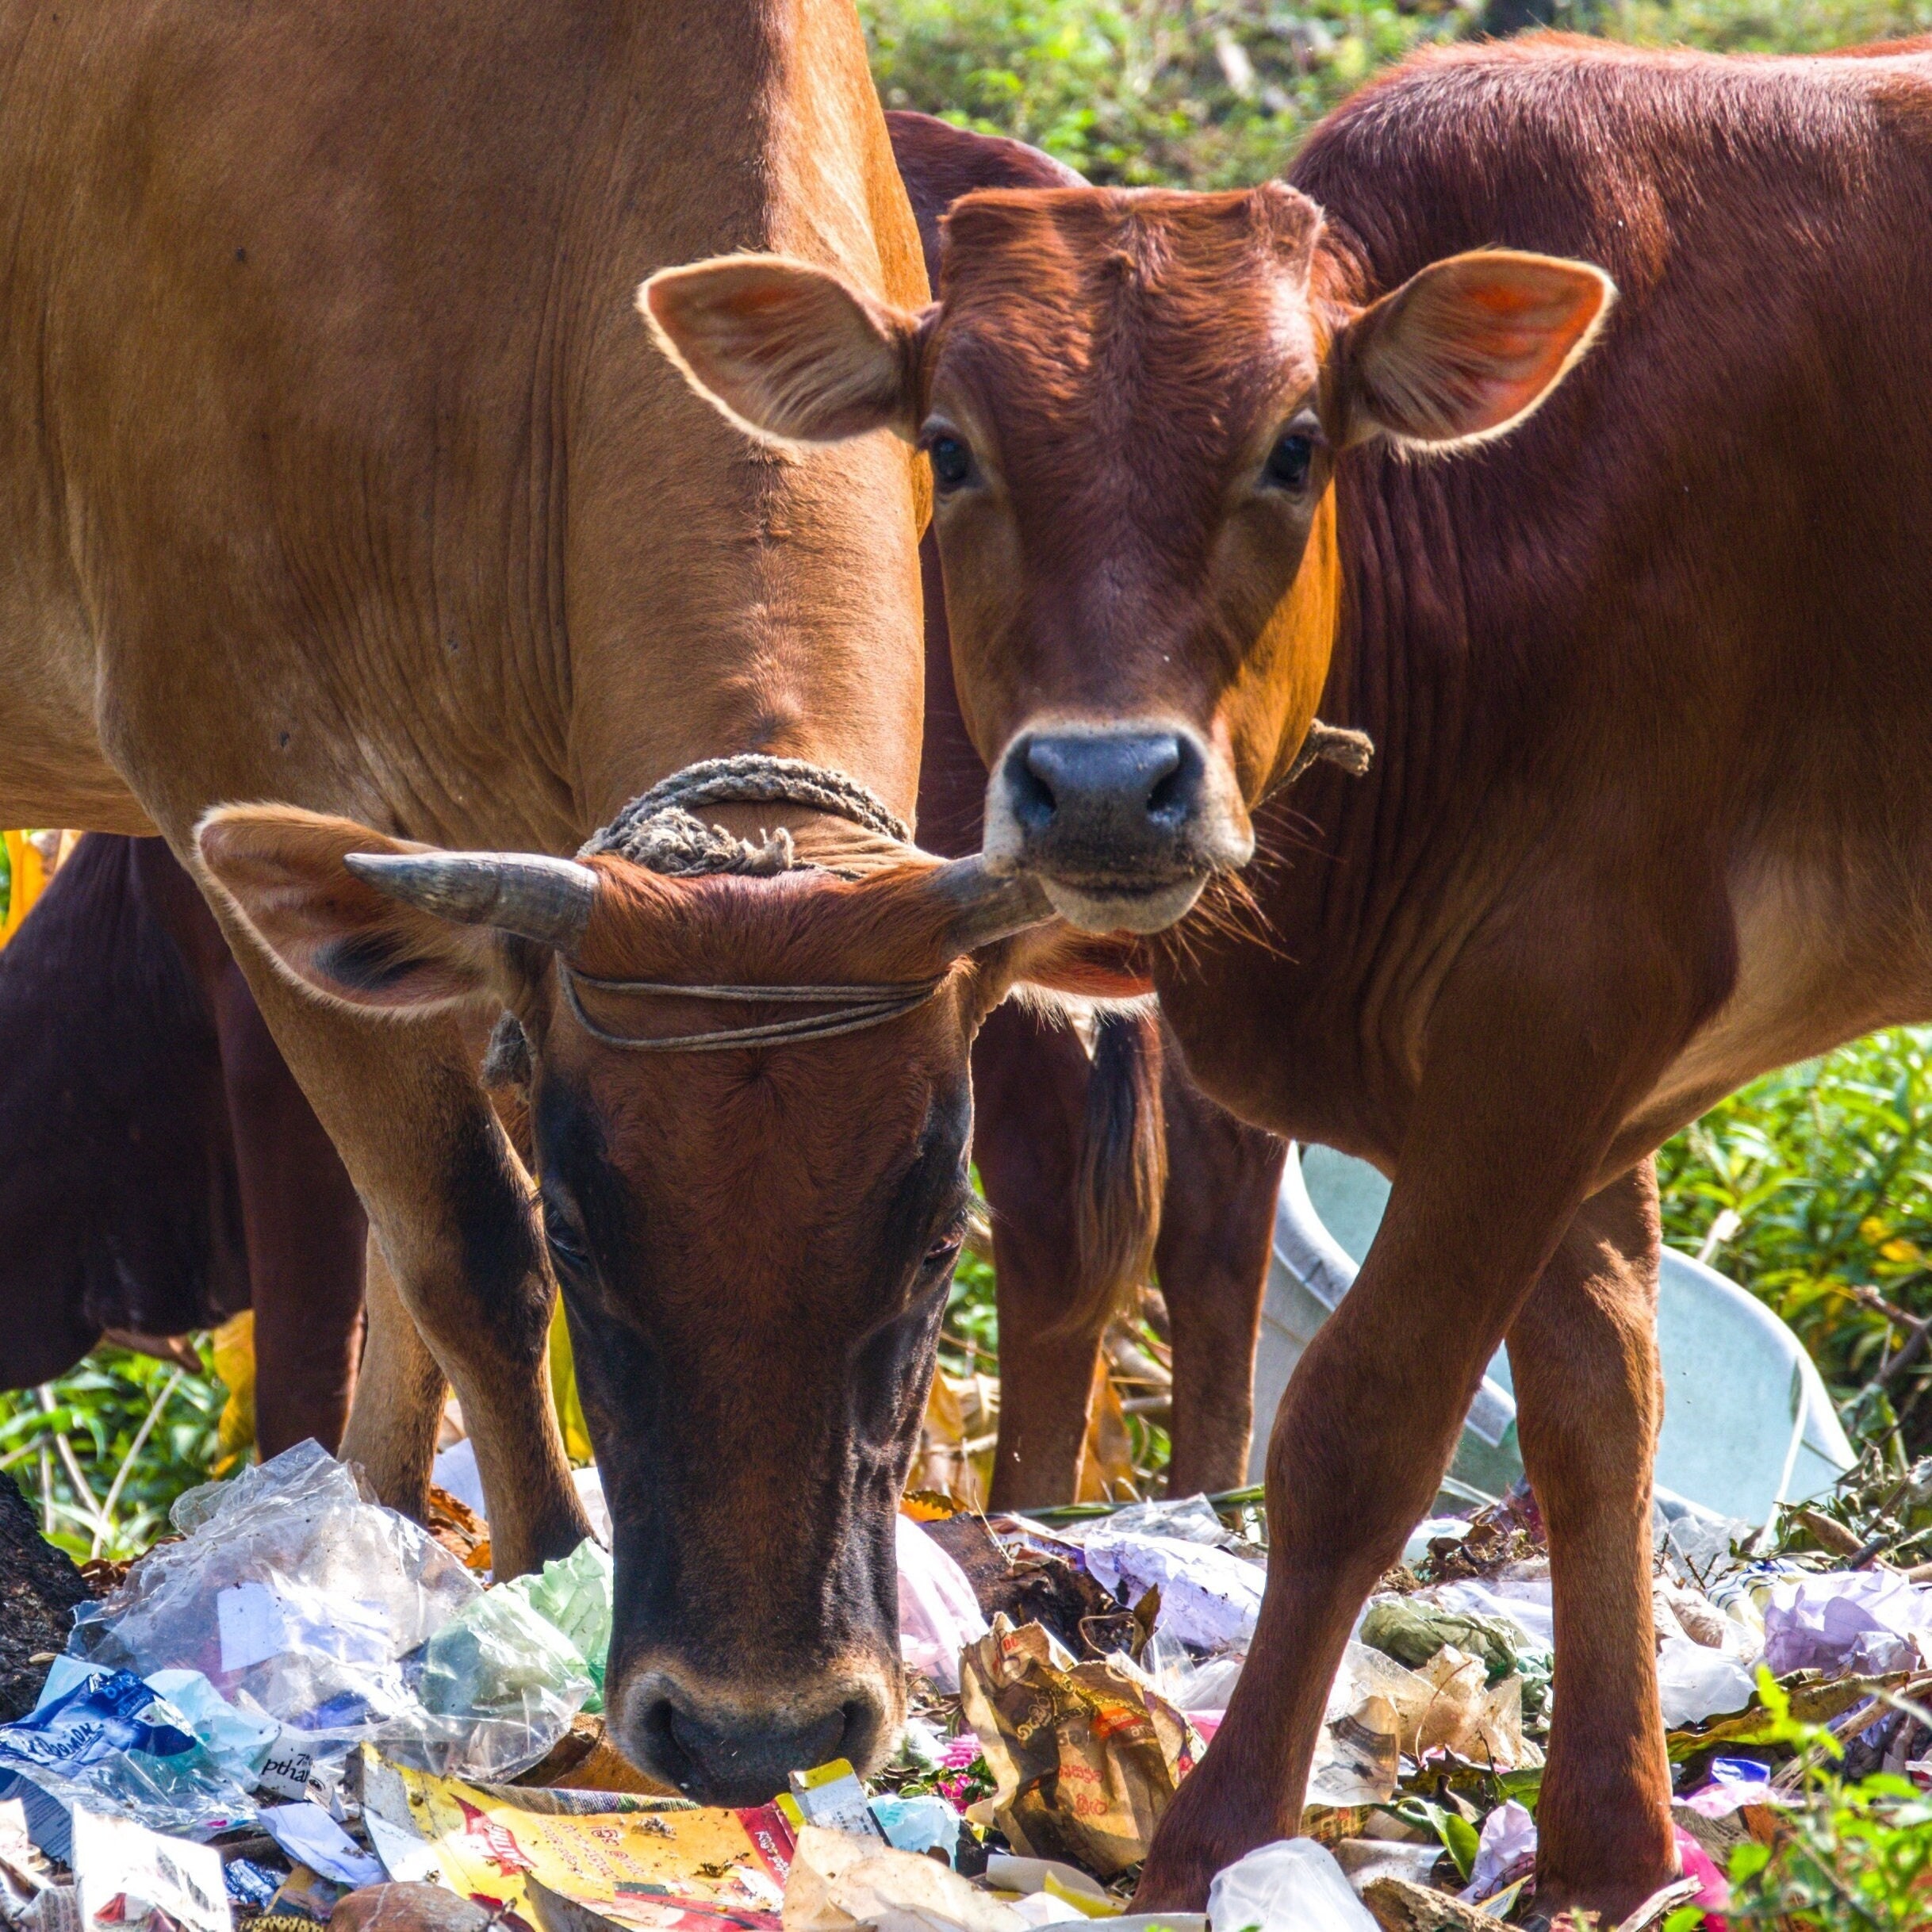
[0,1669,255,1860]
[224,1861,283,1911]
[69,1441,581,1781]
[868,1792,962,1862]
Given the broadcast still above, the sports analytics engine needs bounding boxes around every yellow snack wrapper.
[362,1751,794,1932]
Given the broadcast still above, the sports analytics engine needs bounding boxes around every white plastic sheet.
[1078,1530,1264,1654]
[1206,1839,1377,1932]
[1762,1569,1932,1677]
[895,1517,988,1694]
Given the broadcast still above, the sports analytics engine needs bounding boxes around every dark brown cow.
[649,36,1932,1915]
[0,835,366,1455]
[895,113,1286,1505]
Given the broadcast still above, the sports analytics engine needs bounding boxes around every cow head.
[197,804,1128,1801]
[642,187,1612,933]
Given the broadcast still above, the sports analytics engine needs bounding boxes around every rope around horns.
[485,754,926,1082]
[577,754,910,880]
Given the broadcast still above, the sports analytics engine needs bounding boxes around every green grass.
[861,0,1932,197]
[2,1342,225,1563]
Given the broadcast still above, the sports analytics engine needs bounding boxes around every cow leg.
[1505,1161,1674,1919]
[1137,948,1686,1910]
[342,1238,447,1517]
[973,1002,1103,1508]
[1154,1056,1285,1497]
[213,961,369,1458]
[205,907,588,1577]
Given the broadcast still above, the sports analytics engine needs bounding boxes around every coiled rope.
[550,754,939,1057]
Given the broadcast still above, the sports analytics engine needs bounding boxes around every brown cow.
[0,0,1119,1804]
[0,118,1271,1521]
[0,834,366,1455]
[648,35,1932,1915]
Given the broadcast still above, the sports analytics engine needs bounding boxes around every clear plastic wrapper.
[508,1541,615,1709]
[420,1585,594,1738]
[67,1441,575,1781]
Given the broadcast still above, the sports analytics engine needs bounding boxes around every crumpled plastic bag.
[1070,1496,1241,1551]
[1359,1595,1550,1728]
[897,1517,989,1695]
[1324,1642,1539,1773]
[68,1440,577,1781]
[429,1539,613,1719]
[1358,1598,1525,1688]
[783,1825,1024,1932]
[957,1617,1202,1880]
[143,1671,281,1787]
[0,1669,255,1857]
[1077,1530,1263,1654]
[1457,1799,1537,1903]
[1762,1569,1932,1677]
[419,1587,594,1733]
[1307,1645,1405,1806]
[1206,1838,1377,1932]
[508,1539,614,1704]
[1657,1634,1757,1728]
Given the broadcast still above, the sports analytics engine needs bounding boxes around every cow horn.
[930,856,1056,952]
[343,851,600,950]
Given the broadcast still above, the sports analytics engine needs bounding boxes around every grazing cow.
[648,35,1932,1914]
[895,113,1287,1505]
[0,0,1136,1803]
[0,834,366,1455]
[0,112,1273,1523]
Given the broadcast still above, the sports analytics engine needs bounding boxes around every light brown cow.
[0,0,1110,1800]
[649,34,1932,1917]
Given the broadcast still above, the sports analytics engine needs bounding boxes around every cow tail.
[1047,1006,1167,1342]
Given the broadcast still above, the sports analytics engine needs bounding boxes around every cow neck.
[1150,447,1539,1163]
[550,0,930,852]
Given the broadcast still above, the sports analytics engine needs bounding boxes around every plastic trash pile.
[4,1439,1930,1932]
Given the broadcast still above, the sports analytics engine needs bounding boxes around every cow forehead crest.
[933,183,1325,435]
[937,181,1323,312]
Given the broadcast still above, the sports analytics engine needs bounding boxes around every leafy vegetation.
[1658,1029,1932,1460]
[1656,1673,1932,1931]
[861,0,1932,196]
[2,1341,226,1562]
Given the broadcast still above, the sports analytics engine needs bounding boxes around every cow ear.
[197,807,503,1013]
[1335,250,1614,450]
[640,255,926,446]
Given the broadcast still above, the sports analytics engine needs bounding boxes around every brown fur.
[0,0,932,1588]
[894,111,1280,1504]
[666,37,1932,1918]
[926,40,1932,1920]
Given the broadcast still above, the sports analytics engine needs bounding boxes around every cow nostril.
[644,1699,697,1791]
[1144,736,1200,826]
[1008,739,1059,833]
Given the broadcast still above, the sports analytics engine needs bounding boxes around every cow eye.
[922,1231,964,1275]
[542,1194,592,1275]
[928,435,972,490]
[1264,431,1316,494]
